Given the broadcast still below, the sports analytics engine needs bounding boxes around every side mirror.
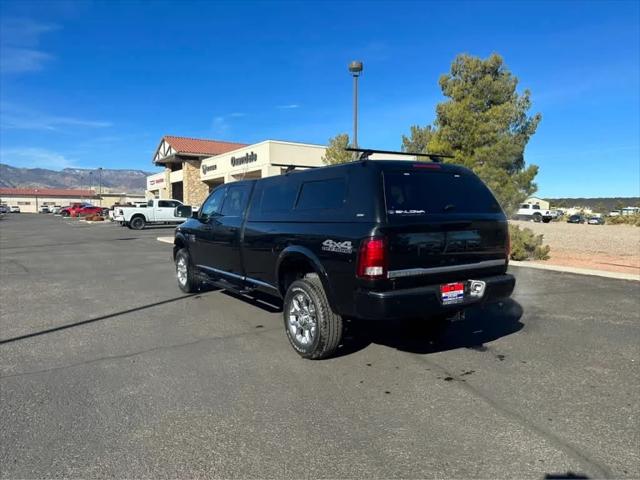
[175,205,193,218]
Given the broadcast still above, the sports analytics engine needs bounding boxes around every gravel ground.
[510,220,640,274]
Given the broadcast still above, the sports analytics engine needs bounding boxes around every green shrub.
[606,214,640,226]
[509,224,551,261]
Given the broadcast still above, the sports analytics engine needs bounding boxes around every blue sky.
[0,0,638,198]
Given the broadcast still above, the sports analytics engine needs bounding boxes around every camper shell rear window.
[383,170,501,219]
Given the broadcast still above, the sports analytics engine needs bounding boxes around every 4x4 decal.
[322,239,353,254]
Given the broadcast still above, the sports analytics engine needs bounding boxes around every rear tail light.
[357,237,387,279]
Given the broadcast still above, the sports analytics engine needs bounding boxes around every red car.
[60,203,98,217]
[76,205,103,217]
[59,203,85,217]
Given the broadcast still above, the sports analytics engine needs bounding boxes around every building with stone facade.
[148,136,327,206]
[150,135,248,204]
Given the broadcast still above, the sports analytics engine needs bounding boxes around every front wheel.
[175,248,199,293]
[130,216,145,230]
[283,273,343,360]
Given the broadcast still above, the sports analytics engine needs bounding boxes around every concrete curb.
[157,236,173,244]
[509,260,639,282]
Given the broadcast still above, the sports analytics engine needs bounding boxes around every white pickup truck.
[114,199,186,230]
[515,203,557,223]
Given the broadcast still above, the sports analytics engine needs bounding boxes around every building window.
[17,201,31,205]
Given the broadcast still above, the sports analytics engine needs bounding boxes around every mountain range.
[0,164,156,194]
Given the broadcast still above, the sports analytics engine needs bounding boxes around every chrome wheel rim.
[176,256,187,286]
[288,290,317,346]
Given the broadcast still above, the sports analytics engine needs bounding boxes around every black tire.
[130,216,145,230]
[175,248,199,293]
[283,273,343,360]
[61,211,69,217]
[542,218,551,223]
[533,213,542,223]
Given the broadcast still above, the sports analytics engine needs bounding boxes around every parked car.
[587,216,605,225]
[115,199,185,229]
[49,205,62,214]
[567,214,585,224]
[39,205,51,214]
[10,205,20,213]
[0,205,9,214]
[515,203,555,223]
[171,155,515,359]
[76,205,104,217]
[60,203,91,217]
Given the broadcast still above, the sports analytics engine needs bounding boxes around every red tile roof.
[0,188,97,197]
[163,135,248,156]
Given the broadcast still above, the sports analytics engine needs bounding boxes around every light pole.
[348,60,363,158]
[98,167,103,207]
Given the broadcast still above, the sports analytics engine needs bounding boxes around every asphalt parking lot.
[1,214,638,479]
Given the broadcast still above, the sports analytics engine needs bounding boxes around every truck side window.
[147,200,154,207]
[221,185,250,217]
[296,178,346,210]
[199,187,226,221]
[158,200,171,208]
[261,182,298,212]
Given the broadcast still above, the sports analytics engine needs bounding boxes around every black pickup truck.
[172,158,515,359]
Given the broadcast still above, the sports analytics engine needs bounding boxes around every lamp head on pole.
[348,60,363,77]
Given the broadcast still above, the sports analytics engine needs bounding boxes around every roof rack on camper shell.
[344,147,453,162]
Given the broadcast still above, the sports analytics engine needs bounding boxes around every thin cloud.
[0,104,112,131]
[0,147,76,169]
[212,116,230,137]
[0,18,59,74]
[277,104,300,110]
[0,47,53,74]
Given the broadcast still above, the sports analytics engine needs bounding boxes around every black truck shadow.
[218,288,523,359]
[337,298,524,357]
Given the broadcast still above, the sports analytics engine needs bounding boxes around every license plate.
[440,282,465,305]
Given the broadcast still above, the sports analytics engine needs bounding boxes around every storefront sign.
[202,163,218,175]
[147,175,166,189]
[231,151,257,167]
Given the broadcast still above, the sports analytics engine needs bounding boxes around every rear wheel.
[533,213,542,223]
[130,216,145,230]
[283,273,343,360]
[175,248,199,293]
[61,211,69,217]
